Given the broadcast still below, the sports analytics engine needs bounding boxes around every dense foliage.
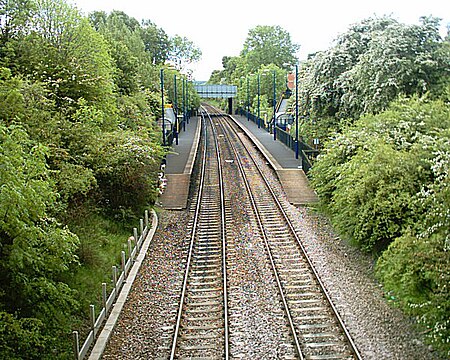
[0,0,200,357]
[311,96,450,352]
[209,25,298,119]
[307,16,450,353]
[292,16,449,143]
[308,16,450,355]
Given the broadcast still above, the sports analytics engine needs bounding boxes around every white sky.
[71,0,449,81]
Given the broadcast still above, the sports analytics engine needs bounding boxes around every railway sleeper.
[186,301,220,307]
[283,283,317,290]
[195,246,220,252]
[287,291,319,298]
[184,315,223,322]
[307,353,354,360]
[192,258,221,265]
[189,280,219,286]
[190,271,217,277]
[188,287,222,292]
[191,263,221,269]
[188,292,222,299]
[289,298,324,305]
[181,324,223,331]
[193,253,221,259]
[293,314,331,322]
[186,307,222,314]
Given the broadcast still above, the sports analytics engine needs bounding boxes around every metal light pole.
[257,73,261,128]
[160,68,165,146]
[174,74,178,145]
[246,76,250,121]
[273,70,276,140]
[295,64,299,160]
[186,79,191,124]
[182,78,186,131]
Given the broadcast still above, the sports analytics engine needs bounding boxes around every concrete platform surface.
[159,116,201,209]
[231,115,318,205]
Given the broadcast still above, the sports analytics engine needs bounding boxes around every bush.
[330,140,424,251]
[376,232,450,353]
[0,312,47,360]
[311,96,450,352]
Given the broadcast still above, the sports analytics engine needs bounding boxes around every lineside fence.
[72,209,153,360]
[237,108,319,173]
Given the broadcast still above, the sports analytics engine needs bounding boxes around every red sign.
[287,73,295,90]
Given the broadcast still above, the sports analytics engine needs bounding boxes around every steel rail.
[208,109,304,359]
[222,110,363,360]
[203,107,230,359]
[170,108,230,359]
[169,113,207,359]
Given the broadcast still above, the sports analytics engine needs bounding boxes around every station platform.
[158,112,318,210]
[230,115,318,205]
[159,116,201,209]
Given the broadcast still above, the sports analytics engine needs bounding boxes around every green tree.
[6,0,114,106]
[140,19,170,65]
[311,96,450,353]
[89,10,144,95]
[0,123,79,356]
[293,16,449,144]
[0,0,34,41]
[168,34,202,72]
[241,25,299,73]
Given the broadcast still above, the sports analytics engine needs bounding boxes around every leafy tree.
[241,25,299,73]
[0,312,47,360]
[140,19,170,65]
[0,123,80,356]
[89,10,144,95]
[0,0,34,43]
[5,0,114,107]
[293,15,450,144]
[311,97,450,251]
[168,34,202,72]
[376,125,450,352]
[311,97,450,352]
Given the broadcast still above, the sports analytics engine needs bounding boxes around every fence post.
[102,283,107,310]
[73,331,80,360]
[128,238,133,260]
[144,210,149,228]
[121,251,126,274]
[133,228,139,250]
[139,218,144,236]
[90,304,96,337]
[112,265,117,292]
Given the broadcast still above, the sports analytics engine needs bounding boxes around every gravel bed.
[102,210,190,359]
[101,126,444,360]
[243,133,444,360]
[222,161,297,359]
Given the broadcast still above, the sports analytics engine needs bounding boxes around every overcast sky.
[71,0,449,81]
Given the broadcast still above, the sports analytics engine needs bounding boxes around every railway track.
[166,105,361,359]
[169,112,229,359]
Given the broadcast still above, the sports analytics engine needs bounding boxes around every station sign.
[287,73,295,90]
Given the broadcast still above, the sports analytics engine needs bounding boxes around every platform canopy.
[194,84,237,98]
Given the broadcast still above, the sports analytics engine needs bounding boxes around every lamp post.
[272,69,276,141]
[186,79,191,124]
[160,68,165,147]
[174,74,178,145]
[295,63,299,160]
[246,76,250,121]
[182,78,186,131]
[257,73,261,128]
